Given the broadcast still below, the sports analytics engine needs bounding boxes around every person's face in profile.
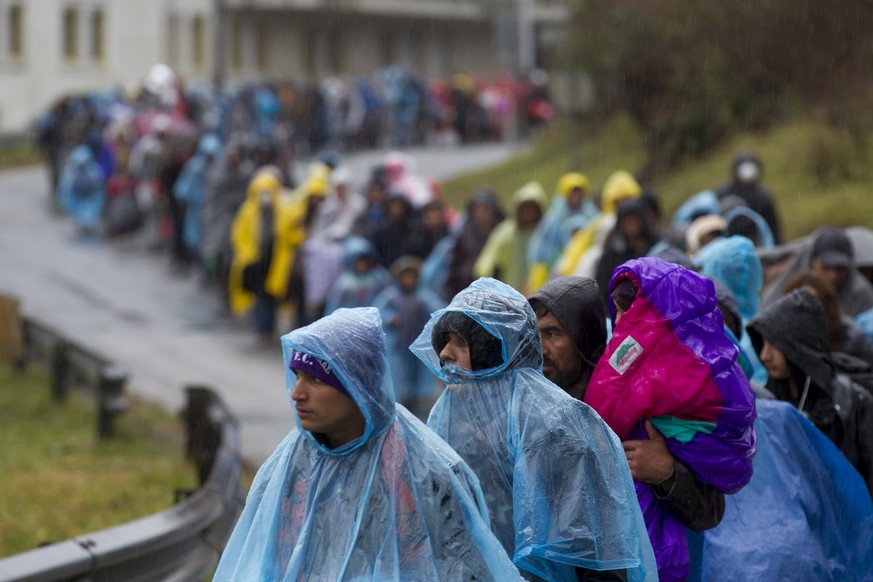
[290,369,364,448]
[759,338,790,380]
[537,311,583,392]
[810,257,848,295]
[439,332,472,370]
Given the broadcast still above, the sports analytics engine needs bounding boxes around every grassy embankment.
[442,114,873,242]
[0,364,197,557]
[0,143,41,171]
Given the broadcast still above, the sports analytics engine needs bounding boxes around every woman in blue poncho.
[214,307,522,581]
[59,144,106,232]
[172,132,223,262]
[410,278,657,582]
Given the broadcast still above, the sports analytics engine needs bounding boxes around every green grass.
[0,142,42,171]
[442,114,873,242]
[442,115,647,211]
[0,364,197,557]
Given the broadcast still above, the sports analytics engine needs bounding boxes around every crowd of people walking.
[35,64,873,581]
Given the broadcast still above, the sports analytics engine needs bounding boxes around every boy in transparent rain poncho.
[410,278,657,582]
[213,307,523,581]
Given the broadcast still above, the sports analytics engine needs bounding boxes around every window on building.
[90,9,104,61]
[328,29,341,74]
[256,19,268,72]
[8,4,23,59]
[230,14,242,70]
[167,13,180,68]
[62,7,78,60]
[303,29,316,78]
[192,15,205,70]
[380,30,394,67]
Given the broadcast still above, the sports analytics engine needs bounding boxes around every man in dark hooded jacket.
[528,277,727,539]
[747,289,873,491]
[527,276,606,400]
[445,189,505,299]
[717,153,781,244]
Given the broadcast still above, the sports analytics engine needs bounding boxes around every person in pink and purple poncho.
[584,257,757,582]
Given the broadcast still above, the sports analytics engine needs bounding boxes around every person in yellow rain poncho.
[229,170,297,342]
[282,166,330,327]
[285,163,330,246]
[554,170,642,278]
[527,172,599,292]
[473,181,548,295]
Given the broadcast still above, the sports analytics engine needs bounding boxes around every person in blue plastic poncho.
[722,205,775,249]
[687,399,873,582]
[59,144,106,232]
[324,236,391,315]
[410,277,657,582]
[214,307,523,581]
[373,256,445,417]
[695,235,769,384]
[172,133,223,264]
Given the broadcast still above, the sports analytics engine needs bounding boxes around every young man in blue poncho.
[214,307,522,581]
[411,277,657,582]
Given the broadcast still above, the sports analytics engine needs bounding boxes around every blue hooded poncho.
[214,307,522,581]
[173,133,223,252]
[410,278,657,581]
[324,236,391,314]
[723,206,775,249]
[59,145,106,230]
[695,235,768,384]
[373,277,446,408]
[688,400,873,581]
[670,189,720,229]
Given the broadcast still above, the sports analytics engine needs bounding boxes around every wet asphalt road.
[0,142,520,464]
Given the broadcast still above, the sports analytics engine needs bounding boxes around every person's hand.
[622,420,675,485]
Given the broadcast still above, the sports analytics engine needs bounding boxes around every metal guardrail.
[18,317,128,439]
[0,131,31,148]
[0,387,244,582]
[0,319,245,582]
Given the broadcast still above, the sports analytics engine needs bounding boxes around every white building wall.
[0,0,557,134]
[0,0,213,133]
[162,0,213,83]
[337,22,384,78]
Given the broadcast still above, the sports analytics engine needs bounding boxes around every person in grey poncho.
[760,226,873,318]
[214,307,522,581]
[411,277,657,582]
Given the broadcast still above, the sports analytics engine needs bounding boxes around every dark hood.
[528,276,606,367]
[747,289,834,389]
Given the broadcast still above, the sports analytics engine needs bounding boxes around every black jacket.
[717,153,781,244]
[748,290,873,491]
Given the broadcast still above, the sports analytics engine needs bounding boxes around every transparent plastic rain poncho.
[372,283,446,407]
[688,400,873,581]
[213,307,522,582]
[410,278,657,581]
[695,235,768,384]
[59,145,106,230]
[172,132,223,251]
[669,189,720,228]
